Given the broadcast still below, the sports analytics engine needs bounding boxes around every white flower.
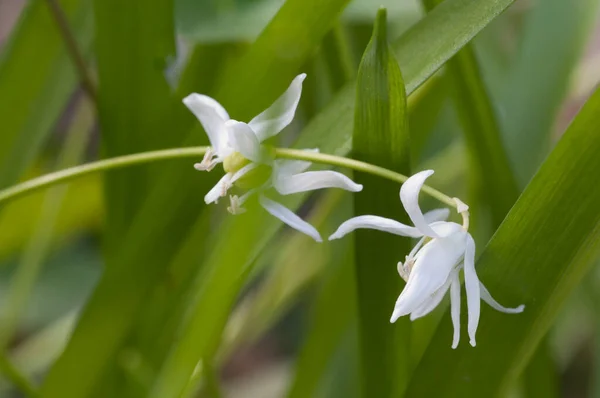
[329,169,524,348]
[183,74,362,242]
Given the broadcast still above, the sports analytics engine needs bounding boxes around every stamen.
[397,261,410,282]
[194,148,219,171]
[227,195,247,215]
[226,188,260,215]
[404,256,415,273]
[221,180,232,197]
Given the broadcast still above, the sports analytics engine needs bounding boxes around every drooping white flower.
[329,169,524,348]
[183,74,362,242]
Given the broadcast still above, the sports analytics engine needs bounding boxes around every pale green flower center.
[223,151,250,174]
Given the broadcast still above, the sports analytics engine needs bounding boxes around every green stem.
[276,148,456,207]
[0,147,457,209]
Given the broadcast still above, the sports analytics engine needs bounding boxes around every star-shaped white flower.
[183,74,362,242]
[329,169,524,348]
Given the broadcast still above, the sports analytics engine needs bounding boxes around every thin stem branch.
[0,353,39,397]
[275,148,456,207]
[0,148,209,205]
[45,0,97,103]
[0,147,457,209]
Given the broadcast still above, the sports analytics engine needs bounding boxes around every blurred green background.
[1,0,600,397]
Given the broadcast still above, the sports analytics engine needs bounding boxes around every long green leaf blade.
[422,0,518,228]
[95,0,176,255]
[0,0,93,189]
[352,8,411,397]
[501,0,600,185]
[406,86,600,397]
[39,1,177,396]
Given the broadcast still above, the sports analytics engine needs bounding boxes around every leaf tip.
[373,7,388,42]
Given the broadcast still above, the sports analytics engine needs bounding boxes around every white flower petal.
[464,233,481,347]
[183,94,229,153]
[329,215,423,241]
[248,73,306,142]
[226,120,265,163]
[409,276,452,321]
[259,195,322,242]
[274,170,362,196]
[391,233,465,320]
[204,173,232,204]
[424,208,450,224]
[273,148,318,177]
[450,268,461,349]
[480,282,525,314]
[430,221,464,238]
[400,170,440,238]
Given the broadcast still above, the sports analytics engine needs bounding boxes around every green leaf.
[523,339,560,398]
[176,0,283,43]
[287,235,356,398]
[352,8,411,397]
[408,75,448,162]
[40,1,179,397]
[0,174,101,261]
[422,0,518,229]
[500,0,600,185]
[219,191,345,361]
[405,85,600,397]
[0,0,94,189]
[0,98,93,349]
[94,0,177,255]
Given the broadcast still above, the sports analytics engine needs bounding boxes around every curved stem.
[0,148,210,205]
[275,148,455,207]
[0,147,456,209]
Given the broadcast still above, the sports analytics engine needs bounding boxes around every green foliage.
[406,85,600,397]
[352,9,410,397]
[0,0,93,189]
[423,0,518,231]
[500,0,600,185]
[0,0,599,397]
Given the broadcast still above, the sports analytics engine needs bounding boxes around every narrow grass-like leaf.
[0,98,92,349]
[321,23,356,90]
[94,0,177,255]
[287,238,356,398]
[219,191,344,361]
[408,75,448,162]
[39,1,178,396]
[501,0,600,185]
[352,9,411,397]
[423,0,518,229]
[0,175,101,261]
[0,0,93,189]
[523,340,560,398]
[406,86,600,397]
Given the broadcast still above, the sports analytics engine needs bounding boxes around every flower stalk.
[0,147,458,212]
